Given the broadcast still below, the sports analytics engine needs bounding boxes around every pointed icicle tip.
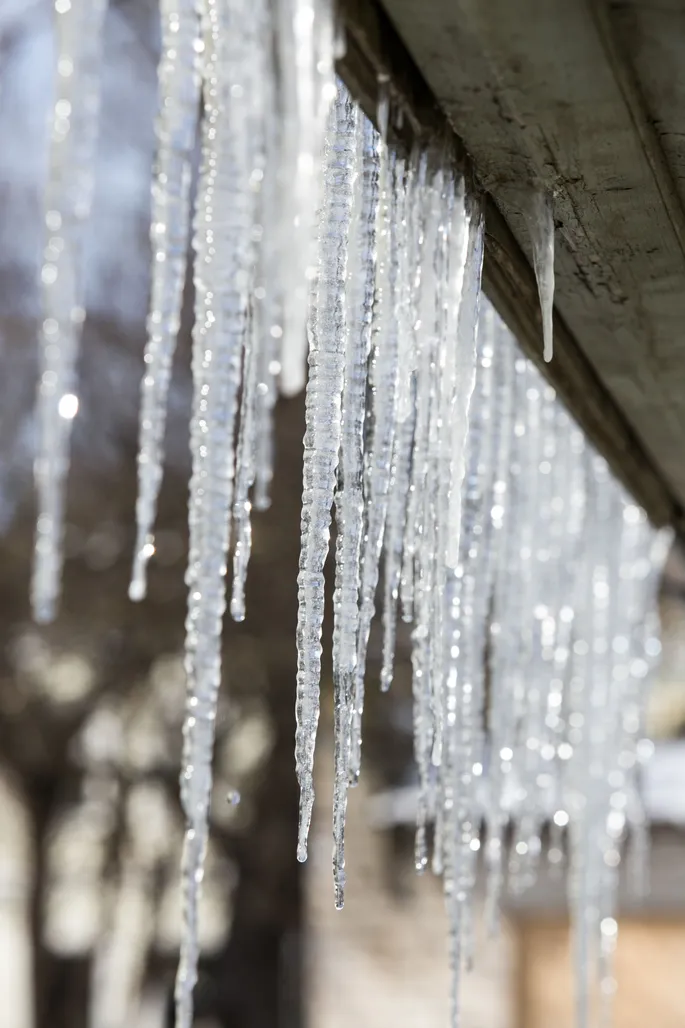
[529,188,555,363]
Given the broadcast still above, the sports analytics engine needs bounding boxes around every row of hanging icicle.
[32,2,670,1027]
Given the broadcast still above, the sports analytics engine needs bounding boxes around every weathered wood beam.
[337,0,684,533]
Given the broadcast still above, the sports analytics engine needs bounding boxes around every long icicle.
[295,86,357,863]
[529,189,555,363]
[32,0,108,623]
[379,146,420,693]
[130,0,202,601]
[332,109,378,908]
[230,294,259,622]
[176,1,264,1023]
[349,140,402,784]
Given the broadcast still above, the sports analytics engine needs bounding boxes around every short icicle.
[529,188,555,363]
[130,0,202,601]
[295,86,357,863]
[32,0,109,623]
[176,1,264,1024]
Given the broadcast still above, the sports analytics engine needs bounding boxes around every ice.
[295,87,357,863]
[348,139,401,785]
[230,298,259,623]
[276,0,335,396]
[529,189,555,363]
[32,0,108,623]
[332,112,378,908]
[176,2,267,1024]
[30,11,673,1023]
[380,398,415,691]
[129,0,202,602]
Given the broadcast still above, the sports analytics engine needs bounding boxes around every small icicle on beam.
[32,0,108,623]
[349,99,401,786]
[129,0,202,602]
[295,85,357,864]
[529,188,555,363]
[331,111,379,909]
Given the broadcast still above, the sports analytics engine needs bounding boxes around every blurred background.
[2,3,685,1027]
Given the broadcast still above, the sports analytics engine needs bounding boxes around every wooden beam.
[337,0,684,533]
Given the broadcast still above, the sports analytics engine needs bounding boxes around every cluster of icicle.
[33,3,670,1026]
[35,1,336,1026]
[294,86,670,1027]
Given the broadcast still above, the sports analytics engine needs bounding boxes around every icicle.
[129,0,202,602]
[32,0,108,623]
[476,313,515,930]
[331,111,378,908]
[276,0,335,396]
[251,55,282,513]
[176,1,265,1024]
[380,395,415,691]
[229,78,278,621]
[441,290,495,1028]
[348,136,402,784]
[295,88,357,863]
[529,189,555,363]
[230,296,259,622]
[379,150,422,691]
[445,208,485,571]
[429,173,469,766]
[399,153,433,627]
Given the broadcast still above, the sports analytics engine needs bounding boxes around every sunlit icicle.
[230,296,259,622]
[176,2,264,1024]
[129,0,202,601]
[507,378,560,893]
[32,0,109,623]
[276,0,335,396]
[504,367,545,896]
[435,212,485,892]
[529,189,555,363]
[538,409,588,851]
[348,139,402,785]
[623,543,667,898]
[445,207,485,571]
[295,89,357,863]
[380,150,421,692]
[609,517,670,904]
[428,172,468,765]
[566,453,617,1028]
[405,165,446,870]
[484,351,537,923]
[399,154,433,626]
[479,318,516,934]
[252,52,282,513]
[380,393,415,691]
[422,167,452,773]
[442,297,495,1026]
[331,105,377,909]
